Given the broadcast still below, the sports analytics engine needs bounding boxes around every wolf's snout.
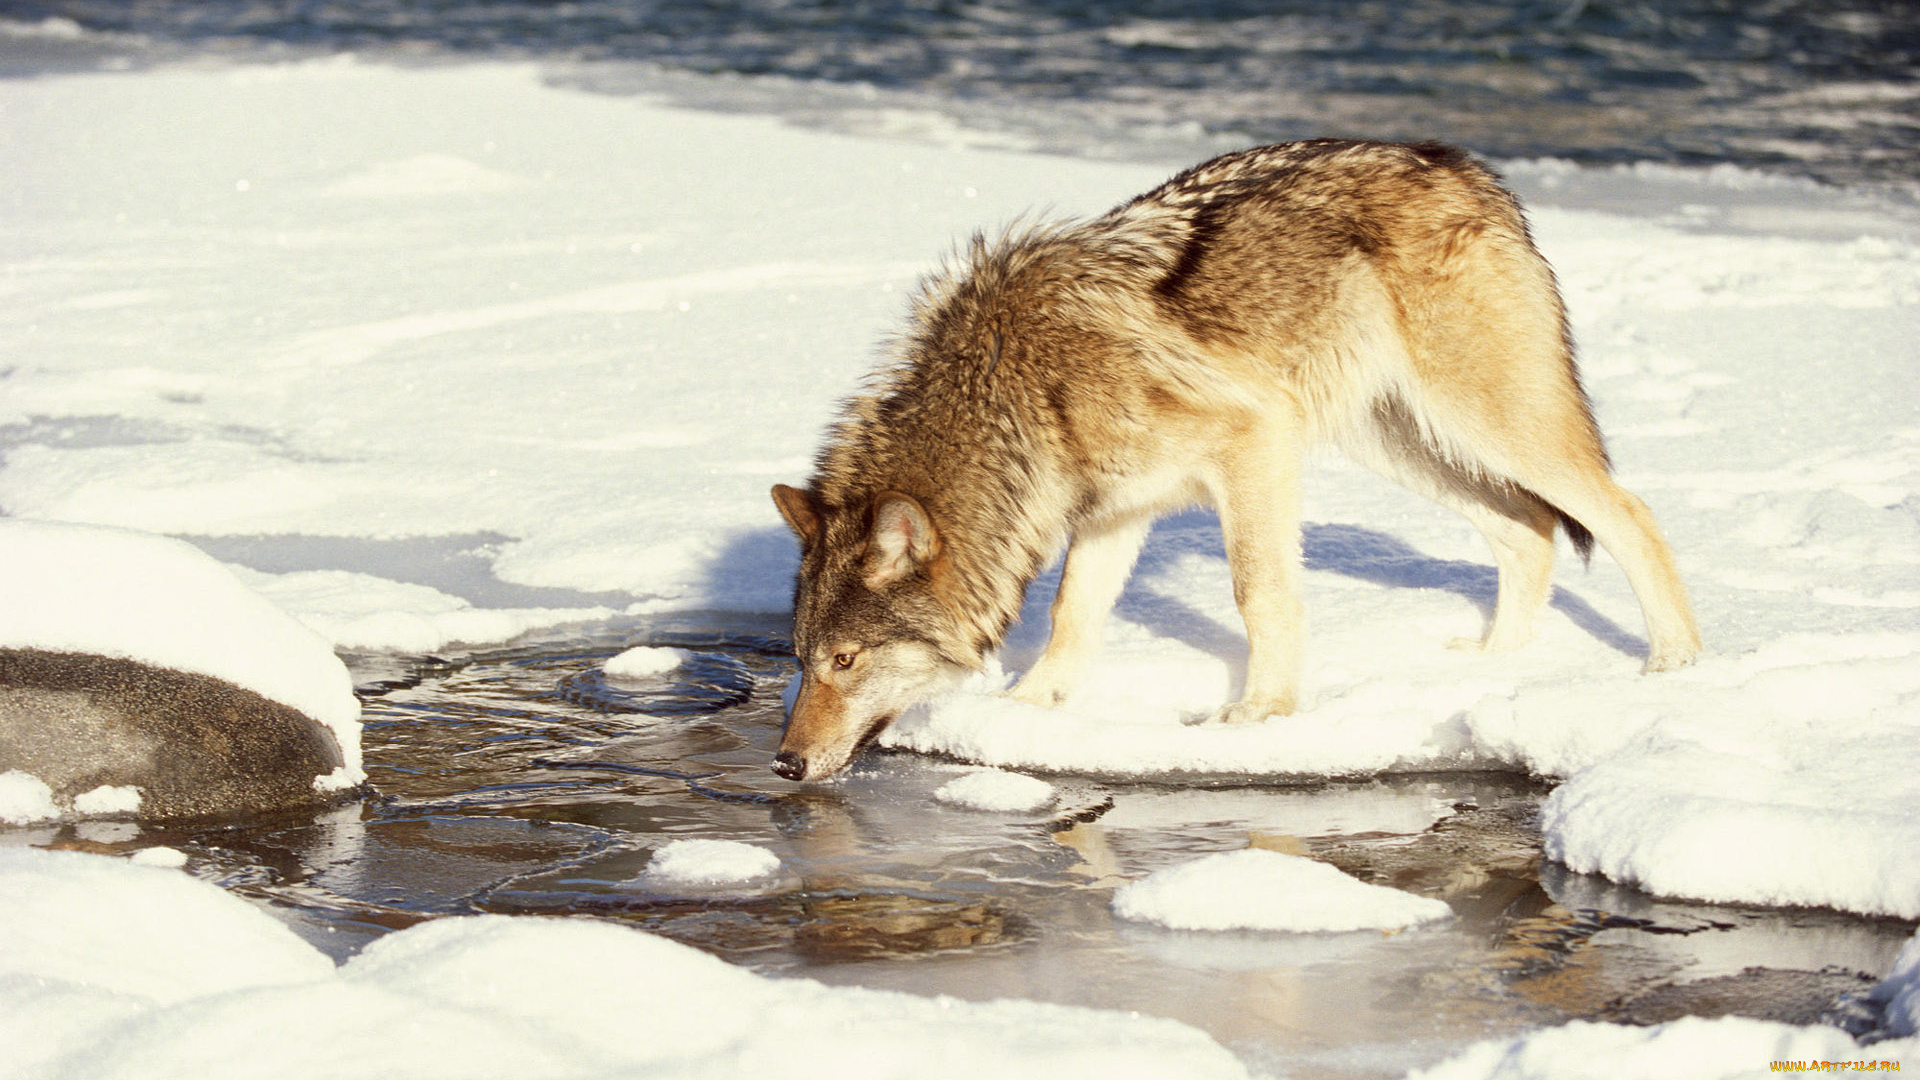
[772,750,807,781]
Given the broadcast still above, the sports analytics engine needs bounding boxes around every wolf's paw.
[1642,647,1701,674]
[1209,696,1295,725]
[1450,617,1539,653]
[1007,676,1070,709]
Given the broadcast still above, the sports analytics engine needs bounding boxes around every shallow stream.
[51,621,1917,1078]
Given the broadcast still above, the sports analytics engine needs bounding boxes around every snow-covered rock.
[0,520,363,819]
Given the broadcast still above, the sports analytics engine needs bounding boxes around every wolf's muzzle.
[771,751,807,781]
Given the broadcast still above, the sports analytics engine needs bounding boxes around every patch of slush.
[1111,849,1455,933]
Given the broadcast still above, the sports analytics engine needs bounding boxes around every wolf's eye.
[831,651,857,671]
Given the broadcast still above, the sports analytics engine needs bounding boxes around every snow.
[603,645,694,679]
[644,838,782,886]
[0,847,335,1006]
[0,846,1250,1080]
[232,566,619,655]
[1410,1017,1917,1080]
[0,771,57,825]
[71,784,142,816]
[0,520,363,784]
[129,846,190,869]
[1111,849,1455,933]
[935,768,1059,812]
[2,52,1919,1066]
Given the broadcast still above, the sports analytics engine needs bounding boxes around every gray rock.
[0,647,359,821]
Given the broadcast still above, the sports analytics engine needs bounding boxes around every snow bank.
[604,645,694,679]
[1111,849,1454,933]
[0,520,363,783]
[0,847,1249,1080]
[884,612,1920,919]
[0,847,335,1007]
[1538,643,1920,918]
[645,838,781,886]
[934,769,1058,812]
[1410,1016,1917,1080]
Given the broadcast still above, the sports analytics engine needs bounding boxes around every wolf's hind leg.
[1011,516,1151,708]
[1343,398,1560,654]
[1446,493,1558,653]
[1399,365,1702,670]
[1509,465,1701,671]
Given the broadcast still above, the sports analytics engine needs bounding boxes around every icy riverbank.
[3,55,1918,1077]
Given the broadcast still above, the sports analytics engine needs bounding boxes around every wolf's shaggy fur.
[771,139,1700,781]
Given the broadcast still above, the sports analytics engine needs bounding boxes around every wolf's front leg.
[1209,417,1306,724]
[1011,517,1152,708]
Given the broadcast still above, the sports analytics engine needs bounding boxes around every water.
[5,0,1917,187]
[50,627,1914,1078]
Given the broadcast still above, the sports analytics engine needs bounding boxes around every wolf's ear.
[771,484,822,548]
[864,490,940,589]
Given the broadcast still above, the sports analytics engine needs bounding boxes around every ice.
[644,838,782,886]
[934,768,1058,812]
[603,645,694,679]
[1871,931,1920,1039]
[1111,849,1455,933]
[0,847,1250,1079]
[0,520,363,783]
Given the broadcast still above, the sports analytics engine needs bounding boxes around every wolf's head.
[769,484,978,781]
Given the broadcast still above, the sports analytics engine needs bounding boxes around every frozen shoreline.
[2,55,1918,1077]
[5,54,1917,910]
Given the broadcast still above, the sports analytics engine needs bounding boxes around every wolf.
[769,139,1700,782]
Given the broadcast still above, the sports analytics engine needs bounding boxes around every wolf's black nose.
[772,751,807,781]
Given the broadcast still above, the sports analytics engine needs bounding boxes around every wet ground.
[45,622,1918,1078]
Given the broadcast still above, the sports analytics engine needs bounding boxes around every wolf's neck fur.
[809,232,1110,661]
[812,380,1072,663]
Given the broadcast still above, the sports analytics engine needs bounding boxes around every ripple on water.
[554,650,755,715]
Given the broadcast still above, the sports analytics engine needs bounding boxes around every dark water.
[4,0,1918,186]
[42,628,1914,1078]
